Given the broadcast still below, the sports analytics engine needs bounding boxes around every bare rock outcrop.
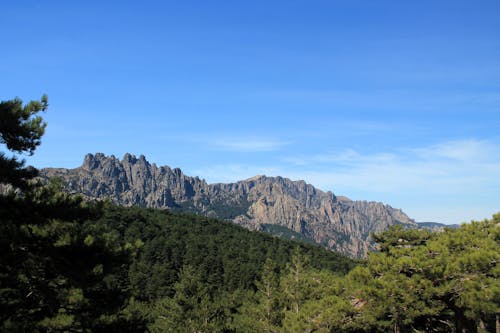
[40,153,417,257]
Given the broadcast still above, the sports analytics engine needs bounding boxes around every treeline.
[0,181,354,332]
[2,182,498,333]
[251,217,499,333]
[149,214,497,333]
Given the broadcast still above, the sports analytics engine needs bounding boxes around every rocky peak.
[40,153,417,257]
[82,153,101,171]
[122,152,136,163]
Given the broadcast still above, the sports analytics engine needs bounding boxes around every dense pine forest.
[1,97,499,332]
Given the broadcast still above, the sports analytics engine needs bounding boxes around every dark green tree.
[0,95,47,190]
[234,258,283,332]
[351,217,500,333]
[0,96,135,332]
[281,248,311,315]
[148,265,230,332]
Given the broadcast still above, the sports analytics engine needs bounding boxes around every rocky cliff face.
[40,153,417,257]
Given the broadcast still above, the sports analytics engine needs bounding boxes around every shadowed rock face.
[40,153,417,257]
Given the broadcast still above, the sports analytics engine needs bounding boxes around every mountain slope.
[417,221,460,231]
[41,153,417,257]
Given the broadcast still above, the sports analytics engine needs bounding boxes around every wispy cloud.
[412,139,499,162]
[195,139,500,224]
[283,139,500,223]
[210,137,289,152]
[284,139,500,193]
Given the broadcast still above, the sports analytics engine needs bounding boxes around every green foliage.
[147,265,231,332]
[1,96,134,332]
[94,205,354,302]
[281,249,312,315]
[261,223,318,246]
[235,214,499,333]
[371,224,432,253]
[63,201,349,331]
[234,259,283,332]
[350,215,500,333]
[0,95,48,190]
[0,185,133,332]
[206,198,252,220]
[0,95,47,154]
[171,198,252,220]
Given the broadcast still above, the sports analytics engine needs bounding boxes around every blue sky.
[1,0,499,224]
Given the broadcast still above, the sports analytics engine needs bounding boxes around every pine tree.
[281,248,311,315]
[0,95,47,190]
[149,265,230,332]
[0,96,134,331]
[359,218,500,332]
[234,258,283,332]
[256,259,283,332]
[426,218,500,332]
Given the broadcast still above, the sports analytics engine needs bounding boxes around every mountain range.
[40,153,418,257]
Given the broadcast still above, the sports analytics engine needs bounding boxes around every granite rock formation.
[40,153,417,257]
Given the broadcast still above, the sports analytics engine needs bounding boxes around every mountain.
[417,221,460,231]
[40,153,417,257]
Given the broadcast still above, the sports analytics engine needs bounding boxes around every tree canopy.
[0,96,133,331]
[0,95,48,189]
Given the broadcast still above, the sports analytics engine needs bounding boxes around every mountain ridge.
[40,152,417,257]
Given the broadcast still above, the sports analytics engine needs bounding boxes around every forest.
[1,96,499,332]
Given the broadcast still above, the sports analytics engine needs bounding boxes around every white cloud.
[283,139,500,223]
[287,140,500,194]
[412,139,499,162]
[194,139,500,224]
[210,137,289,152]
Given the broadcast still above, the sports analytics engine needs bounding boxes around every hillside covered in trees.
[40,152,417,258]
[0,189,355,331]
[2,188,498,332]
[1,96,499,332]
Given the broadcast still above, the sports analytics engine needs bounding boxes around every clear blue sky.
[2,0,499,224]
